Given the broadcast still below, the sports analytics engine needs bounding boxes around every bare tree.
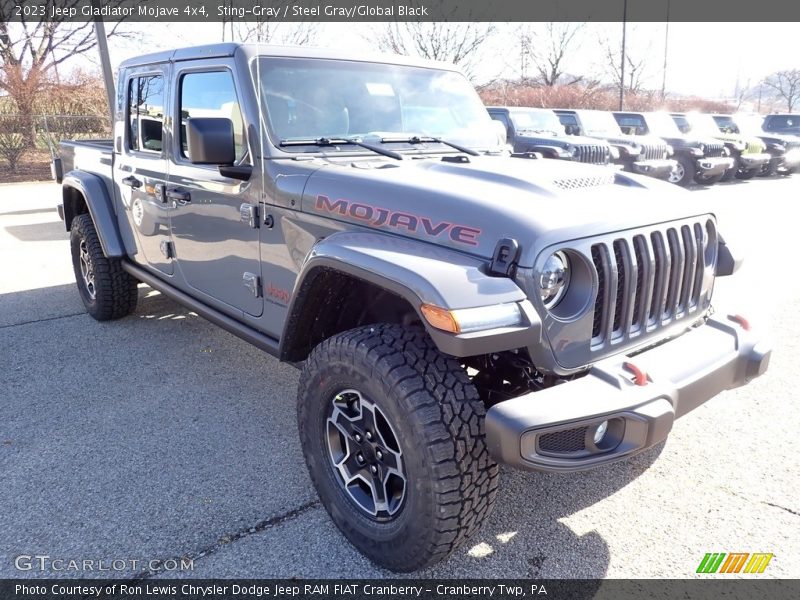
[763,69,800,111]
[369,23,495,79]
[600,34,650,95]
[0,1,129,146]
[518,23,585,86]
[218,0,319,47]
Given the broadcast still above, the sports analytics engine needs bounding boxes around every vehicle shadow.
[3,221,69,243]
[419,443,664,580]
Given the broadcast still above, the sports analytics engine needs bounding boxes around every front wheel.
[297,324,499,572]
[668,155,696,186]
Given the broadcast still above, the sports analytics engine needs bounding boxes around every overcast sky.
[82,22,799,99]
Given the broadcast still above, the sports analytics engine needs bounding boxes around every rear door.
[167,60,263,317]
[114,67,173,275]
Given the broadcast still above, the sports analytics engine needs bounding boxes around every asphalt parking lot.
[1,176,798,579]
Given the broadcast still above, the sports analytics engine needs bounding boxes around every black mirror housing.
[186,118,235,165]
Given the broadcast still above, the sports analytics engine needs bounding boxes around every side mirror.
[491,119,509,145]
[186,118,235,165]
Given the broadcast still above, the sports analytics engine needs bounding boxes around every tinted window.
[128,76,164,153]
[557,113,578,127]
[179,71,246,162]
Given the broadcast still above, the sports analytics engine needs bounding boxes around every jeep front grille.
[640,142,667,161]
[589,219,716,349]
[703,142,725,158]
[575,144,609,165]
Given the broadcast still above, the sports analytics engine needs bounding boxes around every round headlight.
[540,251,570,309]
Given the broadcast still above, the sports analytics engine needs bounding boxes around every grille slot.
[590,220,712,348]
[539,426,588,454]
[575,144,609,165]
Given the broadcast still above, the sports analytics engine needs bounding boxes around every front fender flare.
[62,170,125,258]
[280,231,540,359]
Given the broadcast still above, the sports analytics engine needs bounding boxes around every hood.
[514,133,607,148]
[300,154,712,268]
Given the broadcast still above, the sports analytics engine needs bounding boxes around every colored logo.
[696,553,773,574]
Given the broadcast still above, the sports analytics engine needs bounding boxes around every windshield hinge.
[489,238,521,278]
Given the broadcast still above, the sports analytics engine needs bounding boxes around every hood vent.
[551,173,616,190]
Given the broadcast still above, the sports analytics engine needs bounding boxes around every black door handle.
[166,188,191,204]
[121,175,142,189]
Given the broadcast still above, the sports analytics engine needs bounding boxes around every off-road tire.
[70,213,138,321]
[297,324,499,572]
[779,166,796,176]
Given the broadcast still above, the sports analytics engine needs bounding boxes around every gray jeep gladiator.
[53,43,770,572]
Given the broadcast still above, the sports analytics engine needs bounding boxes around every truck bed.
[59,139,114,176]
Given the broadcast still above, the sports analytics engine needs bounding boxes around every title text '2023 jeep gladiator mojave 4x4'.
[54,44,770,572]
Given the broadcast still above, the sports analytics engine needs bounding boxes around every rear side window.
[128,76,164,153]
[179,71,246,163]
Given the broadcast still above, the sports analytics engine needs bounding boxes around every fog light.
[593,421,609,444]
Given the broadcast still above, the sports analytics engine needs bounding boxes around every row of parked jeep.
[488,107,800,186]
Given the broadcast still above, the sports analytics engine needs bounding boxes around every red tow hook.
[728,314,751,331]
[623,361,648,386]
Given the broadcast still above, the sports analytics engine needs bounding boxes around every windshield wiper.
[379,135,480,156]
[278,137,403,160]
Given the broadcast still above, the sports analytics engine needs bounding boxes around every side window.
[615,114,646,135]
[558,114,578,127]
[179,71,246,163]
[127,76,164,153]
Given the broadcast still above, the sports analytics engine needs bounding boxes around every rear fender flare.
[62,170,125,257]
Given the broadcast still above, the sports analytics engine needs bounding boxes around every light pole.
[619,0,628,110]
[661,0,671,101]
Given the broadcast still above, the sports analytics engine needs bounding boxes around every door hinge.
[159,240,174,259]
[243,272,262,298]
[240,203,259,228]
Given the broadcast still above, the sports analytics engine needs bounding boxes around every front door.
[114,68,173,275]
[167,62,262,317]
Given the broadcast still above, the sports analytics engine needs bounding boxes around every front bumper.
[630,158,677,179]
[485,315,770,472]
[696,156,734,176]
[779,149,800,171]
[738,152,771,170]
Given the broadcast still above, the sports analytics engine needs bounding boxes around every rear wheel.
[70,214,138,321]
[297,324,499,572]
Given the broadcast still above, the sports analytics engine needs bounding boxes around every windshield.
[578,111,622,135]
[684,113,724,136]
[253,57,498,151]
[646,112,683,136]
[509,109,564,135]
